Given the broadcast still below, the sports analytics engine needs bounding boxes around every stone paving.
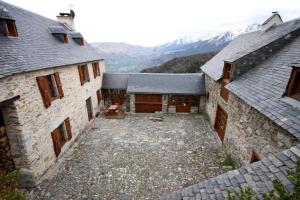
[29,114,230,200]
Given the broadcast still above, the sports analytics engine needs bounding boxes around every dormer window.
[71,32,84,46]
[48,26,68,44]
[285,66,300,100]
[4,20,17,37]
[223,63,233,80]
[220,62,233,102]
[0,7,18,37]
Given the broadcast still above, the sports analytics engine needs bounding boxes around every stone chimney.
[56,10,75,31]
[261,11,283,31]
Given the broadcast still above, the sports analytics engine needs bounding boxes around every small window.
[285,67,300,100]
[79,37,84,46]
[78,65,90,85]
[250,150,261,163]
[36,72,64,108]
[220,82,230,102]
[206,91,210,102]
[96,89,101,105]
[92,62,100,78]
[223,63,233,80]
[86,97,93,121]
[51,118,72,157]
[63,35,68,44]
[4,20,18,37]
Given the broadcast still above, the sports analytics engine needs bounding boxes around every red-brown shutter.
[36,76,52,108]
[51,128,61,157]
[64,117,72,140]
[92,64,97,79]
[78,65,84,85]
[54,72,64,98]
[86,65,90,82]
[96,90,101,105]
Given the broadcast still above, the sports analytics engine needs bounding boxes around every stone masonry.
[205,75,297,165]
[0,61,105,187]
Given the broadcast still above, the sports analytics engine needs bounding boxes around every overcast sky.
[6,0,300,46]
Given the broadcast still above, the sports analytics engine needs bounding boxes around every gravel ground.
[29,114,230,200]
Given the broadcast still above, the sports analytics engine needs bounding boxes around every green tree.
[0,170,27,200]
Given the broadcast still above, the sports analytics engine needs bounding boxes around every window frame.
[51,118,72,157]
[78,64,90,85]
[285,67,300,100]
[92,62,100,78]
[63,34,69,44]
[3,20,18,37]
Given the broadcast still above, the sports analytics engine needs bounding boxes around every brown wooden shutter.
[64,117,72,140]
[92,64,97,79]
[86,66,90,82]
[51,128,61,157]
[97,64,101,76]
[54,72,64,98]
[36,76,52,108]
[78,65,84,85]
[97,90,101,105]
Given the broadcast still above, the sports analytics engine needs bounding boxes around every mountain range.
[91,23,261,72]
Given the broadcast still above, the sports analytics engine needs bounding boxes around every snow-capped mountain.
[92,23,261,72]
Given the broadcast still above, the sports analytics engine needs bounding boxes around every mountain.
[92,23,261,72]
[141,51,218,73]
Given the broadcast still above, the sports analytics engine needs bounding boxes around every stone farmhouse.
[201,12,300,165]
[0,0,104,187]
[0,0,300,198]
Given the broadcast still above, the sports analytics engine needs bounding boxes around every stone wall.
[0,60,105,187]
[225,94,297,164]
[205,74,297,165]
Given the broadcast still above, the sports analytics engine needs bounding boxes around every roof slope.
[101,73,129,89]
[127,73,205,95]
[0,0,102,79]
[201,18,300,81]
[101,73,206,95]
[160,144,300,200]
[227,36,300,139]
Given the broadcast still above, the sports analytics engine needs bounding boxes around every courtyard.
[29,114,230,200]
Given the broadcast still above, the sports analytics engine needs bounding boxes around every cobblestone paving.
[29,114,230,200]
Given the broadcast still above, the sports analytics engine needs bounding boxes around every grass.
[222,154,235,168]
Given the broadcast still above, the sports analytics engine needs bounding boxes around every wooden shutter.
[78,65,84,85]
[97,63,101,76]
[97,90,101,105]
[51,128,61,157]
[54,72,64,98]
[93,64,97,78]
[64,117,72,140]
[36,76,52,108]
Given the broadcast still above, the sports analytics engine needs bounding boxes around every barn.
[101,73,206,113]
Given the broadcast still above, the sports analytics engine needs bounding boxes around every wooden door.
[214,105,228,142]
[86,97,93,121]
[135,94,162,113]
[174,96,192,113]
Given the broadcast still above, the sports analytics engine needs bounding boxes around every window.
[79,37,84,46]
[63,34,68,44]
[92,62,100,78]
[78,65,90,85]
[96,89,101,105]
[250,150,261,163]
[223,63,233,80]
[220,81,230,102]
[51,118,72,157]
[36,72,64,108]
[285,67,300,100]
[3,20,18,37]
[86,97,93,121]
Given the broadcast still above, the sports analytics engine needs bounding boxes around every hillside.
[141,51,217,73]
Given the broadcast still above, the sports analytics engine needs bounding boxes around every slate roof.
[227,36,300,139]
[101,73,129,89]
[160,144,300,200]
[0,0,102,79]
[101,73,206,95]
[201,18,300,81]
[127,73,205,95]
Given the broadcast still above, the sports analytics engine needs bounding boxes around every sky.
[6,0,300,46]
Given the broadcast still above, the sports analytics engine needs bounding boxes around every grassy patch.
[222,155,235,168]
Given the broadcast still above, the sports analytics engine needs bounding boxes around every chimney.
[56,10,75,31]
[261,11,283,31]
